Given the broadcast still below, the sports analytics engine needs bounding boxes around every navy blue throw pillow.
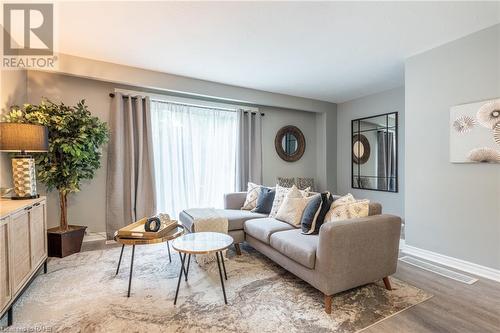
[252,187,275,214]
[301,192,333,235]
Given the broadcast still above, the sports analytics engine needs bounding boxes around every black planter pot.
[47,225,87,258]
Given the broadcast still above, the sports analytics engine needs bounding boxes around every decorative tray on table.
[117,217,179,239]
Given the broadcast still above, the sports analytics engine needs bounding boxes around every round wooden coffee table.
[172,232,234,305]
[114,225,185,297]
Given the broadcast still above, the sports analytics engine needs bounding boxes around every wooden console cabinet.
[0,197,47,326]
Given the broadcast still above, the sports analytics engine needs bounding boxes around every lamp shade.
[0,123,48,152]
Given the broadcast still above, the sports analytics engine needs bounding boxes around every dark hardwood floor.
[364,258,500,333]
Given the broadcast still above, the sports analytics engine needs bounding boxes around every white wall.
[405,24,500,270]
[26,71,327,232]
[337,87,405,218]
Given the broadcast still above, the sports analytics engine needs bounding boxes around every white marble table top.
[172,232,233,254]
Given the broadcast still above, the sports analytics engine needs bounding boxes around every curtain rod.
[109,93,264,116]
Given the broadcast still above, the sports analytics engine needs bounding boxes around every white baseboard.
[401,243,500,283]
[83,232,106,243]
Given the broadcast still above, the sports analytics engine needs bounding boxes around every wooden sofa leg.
[234,243,242,255]
[324,294,332,314]
[383,276,392,290]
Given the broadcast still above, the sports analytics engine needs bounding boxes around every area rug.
[7,244,431,333]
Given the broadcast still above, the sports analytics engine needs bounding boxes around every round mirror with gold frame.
[275,125,305,162]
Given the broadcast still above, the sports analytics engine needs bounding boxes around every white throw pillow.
[269,184,310,218]
[275,185,309,226]
[324,198,370,223]
[241,182,260,210]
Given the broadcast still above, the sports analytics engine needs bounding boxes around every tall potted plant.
[4,99,109,257]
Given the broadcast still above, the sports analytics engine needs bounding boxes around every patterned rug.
[5,243,431,333]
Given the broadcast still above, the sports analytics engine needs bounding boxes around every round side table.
[114,224,185,297]
[172,232,234,305]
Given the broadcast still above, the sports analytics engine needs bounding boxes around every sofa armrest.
[316,214,401,295]
[224,192,247,209]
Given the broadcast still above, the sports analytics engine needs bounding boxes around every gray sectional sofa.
[179,191,402,313]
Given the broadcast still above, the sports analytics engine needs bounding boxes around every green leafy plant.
[4,99,109,231]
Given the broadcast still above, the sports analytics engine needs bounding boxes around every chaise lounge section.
[179,191,402,313]
[179,192,265,255]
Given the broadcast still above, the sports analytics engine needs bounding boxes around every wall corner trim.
[400,244,500,283]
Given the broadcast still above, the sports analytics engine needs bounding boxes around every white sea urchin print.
[452,115,475,134]
[494,124,500,146]
[467,147,500,163]
[476,100,500,129]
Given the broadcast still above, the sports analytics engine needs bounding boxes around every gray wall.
[337,87,405,218]
[1,70,27,187]
[26,71,326,232]
[27,72,113,233]
[405,24,500,270]
[261,106,319,188]
[314,109,338,192]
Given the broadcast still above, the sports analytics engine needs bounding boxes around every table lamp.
[0,123,48,199]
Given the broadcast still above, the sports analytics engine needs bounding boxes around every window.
[150,99,238,218]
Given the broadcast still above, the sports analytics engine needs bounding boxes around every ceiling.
[54,1,500,103]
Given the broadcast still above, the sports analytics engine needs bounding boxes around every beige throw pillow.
[241,182,260,210]
[275,186,309,226]
[324,193,355,221]
[269,184,310,218]
[331,193,355,208]
[324,198,370,223]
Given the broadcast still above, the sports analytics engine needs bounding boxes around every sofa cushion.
[296,177,314,191]
[270,229,318,269]
[244,218,294,244]
[222,209,268,230]
[325,199,370,223]
[269,184,310,218]
[311,192,334,234]
[332,194,381,216]
[180,209,267,232]
[252,187,275,214]
[277,176,295,188]
[275,185,309,227]
[241,182,261,210]
[301,193,323,234]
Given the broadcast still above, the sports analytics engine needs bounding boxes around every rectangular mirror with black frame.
[351,112,398,192]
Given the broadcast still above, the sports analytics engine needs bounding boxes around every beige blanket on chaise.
[183,208,228,264]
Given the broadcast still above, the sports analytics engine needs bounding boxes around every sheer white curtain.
[150,100,238,218]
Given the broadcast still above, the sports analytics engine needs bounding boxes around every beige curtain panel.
[106,93,157,239]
